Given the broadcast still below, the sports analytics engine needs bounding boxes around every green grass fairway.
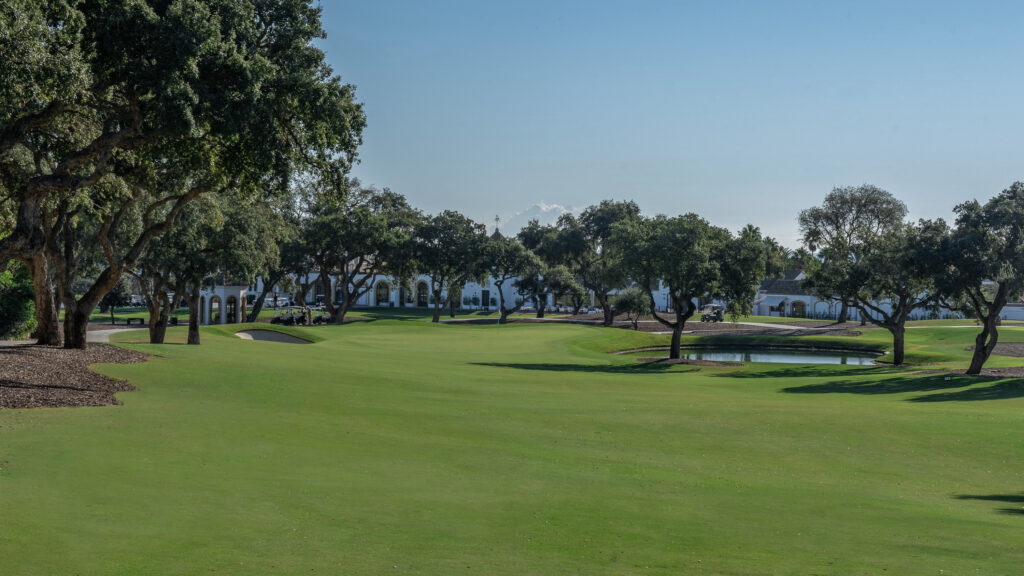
[3,322,1024,574]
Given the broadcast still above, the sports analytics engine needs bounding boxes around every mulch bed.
[979,367,1024,378]
[914,366,1024,379]
[553,313,863,337]
[0,344,147,409]
[972,342,1024,358]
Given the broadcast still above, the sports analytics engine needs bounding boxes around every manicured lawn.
[2,321,1024,574]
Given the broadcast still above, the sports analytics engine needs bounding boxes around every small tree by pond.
[613,286,650,330]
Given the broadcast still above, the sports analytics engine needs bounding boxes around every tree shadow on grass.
[909,379,1024,402]
[781,374,978,395]
[781,373,1024,402]
[0,379,93,392]
[954,494,1024,516]
[472,362,689,375]
[725,364,901,380]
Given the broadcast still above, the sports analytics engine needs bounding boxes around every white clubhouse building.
[193,269,1024,325]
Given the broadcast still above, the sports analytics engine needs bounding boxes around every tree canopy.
[1,0,365,347]
[558,200,639,325]
[413,211,487,322]
[799,185,907,323]
[616,214,766,359]
[937,182,1024,374]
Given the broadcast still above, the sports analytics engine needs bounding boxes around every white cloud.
[493,203,578,234]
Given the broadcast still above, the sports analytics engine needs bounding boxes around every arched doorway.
[209,295,222,324]
[225,295,239,323]
[199,295,206,324]
[416,282,429,307]
[791,300,807,318]
[375,282,390,306]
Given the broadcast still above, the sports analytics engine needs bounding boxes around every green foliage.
[762,236,789,279]
[413,211,488,311]
[798,184,908,253]
[939,182,1024,310]
[555,201,640,320]
[936,182,1024,372]
[0,260,35,338]
[799,184,908,306]
[2,0,366,347]
[98,275,133,313]
[612,285,650,329]
[617,214,767,321]
[486,236,541,320]
[517,219,563,265]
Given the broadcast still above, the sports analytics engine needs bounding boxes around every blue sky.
[318,1,1024,245]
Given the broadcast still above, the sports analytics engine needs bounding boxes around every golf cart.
[270,306,307,326]
[699,304,724,323]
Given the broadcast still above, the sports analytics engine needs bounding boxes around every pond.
[677,348,879,365]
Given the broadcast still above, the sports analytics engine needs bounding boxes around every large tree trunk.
[570,296,583,316]
[536,297,546,319]
[598,294,613,326]
[967,315,999,375]
[331,304,350,324]
[146,293,166,344]
[837,299,849,323]
[27,253,60,345]
[330,288,352,324]
[890,325,905,366]
[185,290,201,345]
[61,302,92,349]
[320,273,336,317]
[495,282,510,324]
[294,274,313,306]
[669,327,682,359]
[152,292,170,344]
[431,291,442,323]
[0,192,47,262]
[56,269,121,349]
[247,273,281,322]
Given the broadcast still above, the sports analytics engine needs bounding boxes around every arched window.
[790,300,807,318]
[209,296,222,324]
[375,282,390,306]
[416,282,429,307]
[225,296,239,323]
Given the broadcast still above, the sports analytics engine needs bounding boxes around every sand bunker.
[235,330,311,344]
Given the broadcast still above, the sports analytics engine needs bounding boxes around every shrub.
[0,261,36,339]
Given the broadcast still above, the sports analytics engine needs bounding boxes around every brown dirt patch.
[561,312,861,335]
[914,366,1024,379]
[981,342,1024,358]
[0,344,146,409]
[977,366,1024,378]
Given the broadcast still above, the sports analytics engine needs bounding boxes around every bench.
[125,317,146,326]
